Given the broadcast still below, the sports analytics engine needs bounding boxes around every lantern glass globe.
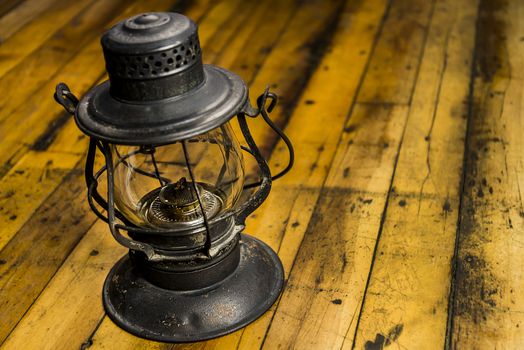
[111,121,245,229]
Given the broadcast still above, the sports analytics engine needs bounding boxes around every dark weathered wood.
[0,167,94,343]
[0,0,24,18]
[449,0,524,348]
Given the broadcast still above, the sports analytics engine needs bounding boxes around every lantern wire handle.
[54,83,79,114]
[181,140,213,256]
[242,87,295,189]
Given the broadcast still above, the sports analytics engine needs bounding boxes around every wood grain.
[0,0,59,42]
[88,0,356,348]
[351,0,478,348]
[1,221,126,350]
[0,166,95,344]
[0,0,93,78]
[0,0,182,345]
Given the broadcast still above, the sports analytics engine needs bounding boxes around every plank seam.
[0,0,96,81]
[443,0,483,348]
[80,313,106,350]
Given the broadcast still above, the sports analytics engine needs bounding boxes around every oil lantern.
[53,12,293,342]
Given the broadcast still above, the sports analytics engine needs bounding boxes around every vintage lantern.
[53,12,293,342]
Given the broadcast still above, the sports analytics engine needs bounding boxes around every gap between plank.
[443,0,483,348]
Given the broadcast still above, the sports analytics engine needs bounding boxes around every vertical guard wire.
[235,113,272,224]
[181,140,213,256]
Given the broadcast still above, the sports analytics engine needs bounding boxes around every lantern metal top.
[74,12,249,145]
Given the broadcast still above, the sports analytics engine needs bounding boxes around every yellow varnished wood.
[86,0,306,347]
[2,0,524,348]
[0,0,131,123]
[258,0,435,348]
[0,166,95,344]
[0,0,59,42]
[357,0,431,105]
[1,221,126,350]
[9,1,275,349]
[352,0,478,348]
[0,0,191,176]
[0,0,94,78]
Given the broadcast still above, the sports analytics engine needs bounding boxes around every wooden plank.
[240,0,345,159]
[449,0,524,348]
[1,221,126,350]
[213,0,294,74]
[350,0,478,348]
[0,0,59,43]
[0,151,81,251]
[262,104,409,350]
[258,0,436,348]
[1,0,212,169]
[0,0,94,78]
[0,0,25,19]
[0,166,96,344]
[199,0,258,65]
[357,0,430,104]
[0,0,130,124]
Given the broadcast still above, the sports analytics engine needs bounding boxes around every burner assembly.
[139,178,223,227]
[54,11,293,342]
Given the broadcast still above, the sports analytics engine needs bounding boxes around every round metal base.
[102,234,284,342]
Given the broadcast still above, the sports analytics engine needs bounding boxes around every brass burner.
[138,178,222,228]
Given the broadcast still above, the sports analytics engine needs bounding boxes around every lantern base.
[102,234,284,343]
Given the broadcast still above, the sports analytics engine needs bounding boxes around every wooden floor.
[0,0,522,348]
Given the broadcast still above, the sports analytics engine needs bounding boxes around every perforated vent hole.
[106,36,201,78]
